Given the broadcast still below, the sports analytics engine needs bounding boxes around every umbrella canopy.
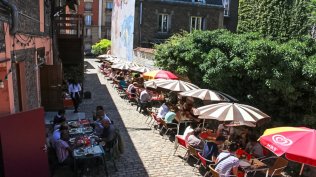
[259,127,316,167]
[194,102,270,126]
[97,54,109,59]
[154,80,200,92]
[143,70,178,80]
[130,66,151,73]
[111,62,138,70]
[143,79,167,89]
[225,121,256,127]
[179,89,237,102]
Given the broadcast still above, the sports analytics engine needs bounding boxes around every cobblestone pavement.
[67,59,201,177]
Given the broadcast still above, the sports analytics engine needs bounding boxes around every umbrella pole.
[202,119,205,129]
[299,164,305,176]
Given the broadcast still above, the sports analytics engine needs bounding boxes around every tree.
[238,0,310,41]
[91,39,111,55]
[154,30,316,126]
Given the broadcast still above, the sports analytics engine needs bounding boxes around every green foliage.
[238,0,310,41]
[154,30,316,126]
[91,39,111,55]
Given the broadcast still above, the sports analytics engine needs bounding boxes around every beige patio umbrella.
[97,54,110,59]
[178,89,237,102]
[130,66,152,73]
[143,79,167,89]
[154,80,200,92]
[111,62,138,70]
[194,102,270,127]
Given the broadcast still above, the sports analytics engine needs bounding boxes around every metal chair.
[195,152,214,173]
[186,145,200,165]
[207,165,237,177]
[173,135,188,157]
[257,156,288,176]
[159,119,177,139]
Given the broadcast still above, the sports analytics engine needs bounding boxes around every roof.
[133,47,155,54]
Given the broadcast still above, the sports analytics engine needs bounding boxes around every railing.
[55,14,84,38]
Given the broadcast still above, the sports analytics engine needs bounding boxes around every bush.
[91,39,111,55]
[154,29,316,126]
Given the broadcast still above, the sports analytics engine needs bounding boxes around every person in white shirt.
[68,80,82,113]
[157,102,170,119]
[183,123,198,141]
[140,88,151,103]
[139,87,152,113]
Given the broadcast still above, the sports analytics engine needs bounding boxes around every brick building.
[111,0,238,61]
[77,0,113,53]
[0,0,54,115]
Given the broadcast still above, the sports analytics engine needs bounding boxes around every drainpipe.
[139,0,142,47]
[1,0,18,34]
[98,0,102,39]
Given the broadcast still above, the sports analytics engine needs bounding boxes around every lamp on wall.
[0,80,4,89]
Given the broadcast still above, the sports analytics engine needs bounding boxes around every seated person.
[202,136,226,162]
[215,143,239,177]
[187,128,204,151]
[245,135,264,158]
[51,124,69,148]
[217,123,234,137]
[127,82,136,93]
[139,87,152,113]
[101,119,117,149]
[116,72,125,81]
[118,79,127,89]
[157,101,170,119]
[55,131,73,165]
[53,109,66,127]
[183,123,198,141]
[164,111,176,123]
[93,106,112,123]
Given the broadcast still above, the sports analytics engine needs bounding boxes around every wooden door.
[0,108,50,177]
[40,64,63,110]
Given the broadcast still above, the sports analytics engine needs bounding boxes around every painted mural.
[111,0,135,61]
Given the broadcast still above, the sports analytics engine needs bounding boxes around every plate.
[69,129,77,133]
[239,160,251,167]
[69,138,76,143]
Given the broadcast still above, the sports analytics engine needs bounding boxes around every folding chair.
[160,119,177,139]
[173,135,188,158]
[207,165,237,177]
[195,152,214,172]
[256,156,288,177]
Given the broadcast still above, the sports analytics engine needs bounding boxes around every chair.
[208,165,237,177]
[160,119,178,138]
[195,152,214,172]
[173,135,188,157]
[186,145,200,164]
[149,112,162,131]
[258,156,288,176]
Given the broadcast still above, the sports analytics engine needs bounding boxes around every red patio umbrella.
[143,70,178,80]
[259,127,316,175]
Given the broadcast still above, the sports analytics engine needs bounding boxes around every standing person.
[215,143,239,177]
[68,79,82,113]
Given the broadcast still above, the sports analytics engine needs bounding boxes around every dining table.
[73,145,108,177]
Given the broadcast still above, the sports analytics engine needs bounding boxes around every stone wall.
[11,48,39,111]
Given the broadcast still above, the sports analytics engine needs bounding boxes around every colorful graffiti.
[111,0,135,61]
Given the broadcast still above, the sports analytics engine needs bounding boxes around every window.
[85,15,92,26]
[84,2,92,11]
[158,14,169,33]
[106,2,113,10]
[190,16,202,32]
[223,0,230,16]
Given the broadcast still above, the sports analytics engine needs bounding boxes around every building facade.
[77,0,112,53]
[0,0,53,116]
[223,0,239,32]
[111,0,229,61]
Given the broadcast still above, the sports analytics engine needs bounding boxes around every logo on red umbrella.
[272,135,293,146]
